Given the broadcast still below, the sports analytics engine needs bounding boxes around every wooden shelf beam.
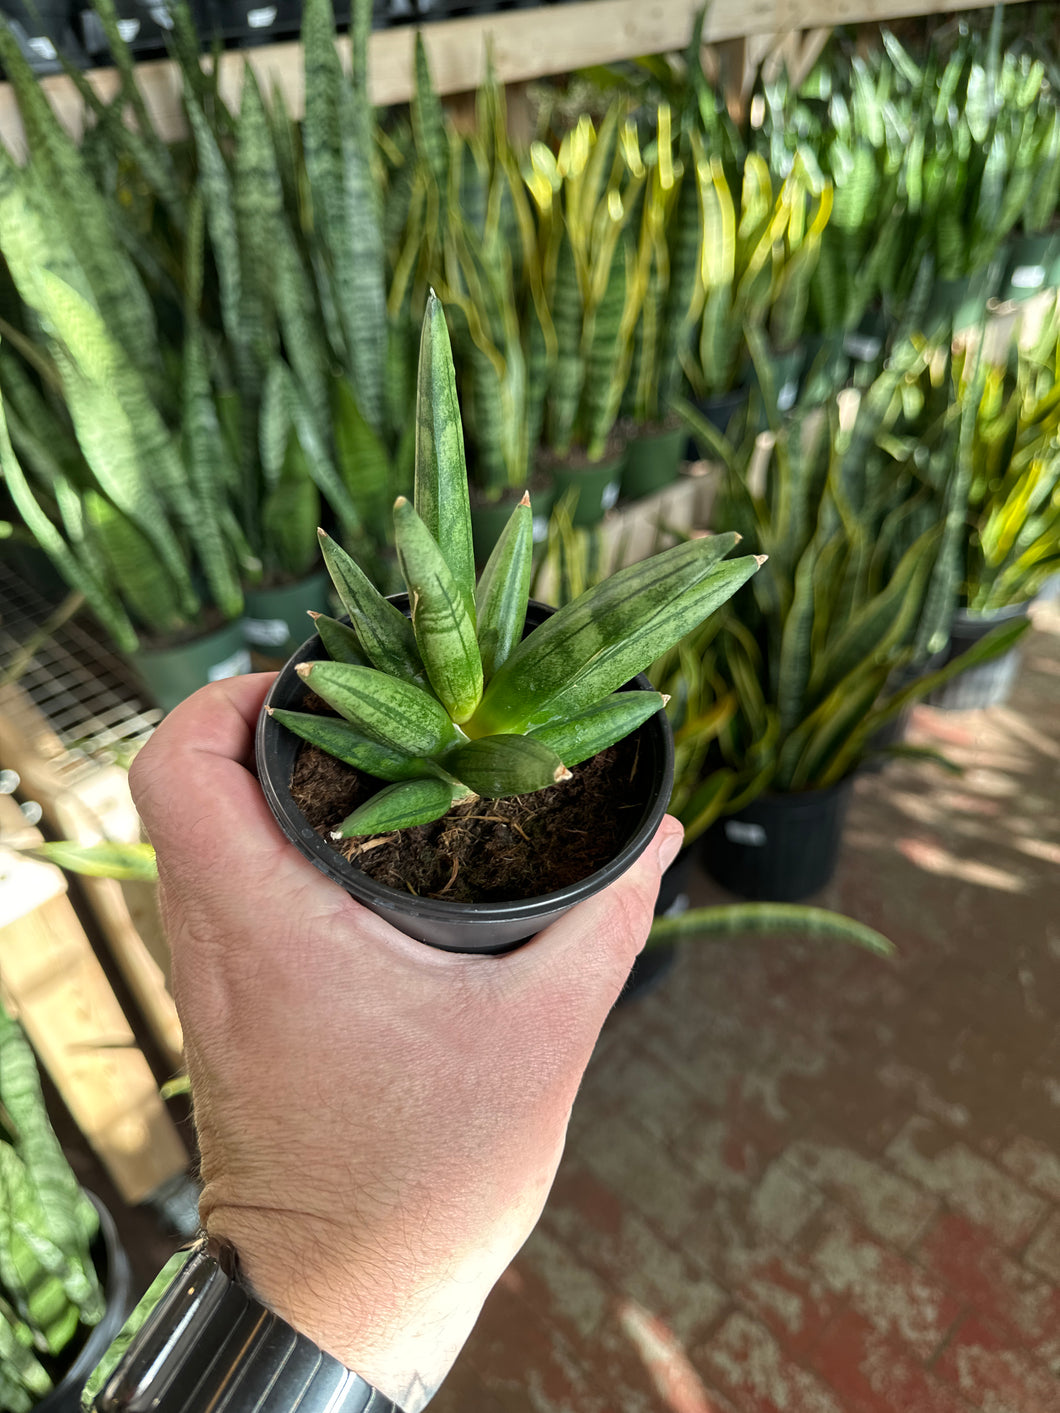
[0,0,1036,153]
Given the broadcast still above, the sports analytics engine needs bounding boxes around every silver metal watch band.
[91,1248,405,1413]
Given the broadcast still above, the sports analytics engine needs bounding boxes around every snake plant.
[0,1001,104,1413]
[668,335,1029,810]
[621,104,703,430]
[685,146,832,399]
[271,295,762,837]
[959,334,1060,612]
[527,103,645,465]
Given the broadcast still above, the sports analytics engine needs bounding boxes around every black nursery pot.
[39,1193,133,1413]
[702,779,853,903]
[257,598,675,955]
[929,603,1031,711]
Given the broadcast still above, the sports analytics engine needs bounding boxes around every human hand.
[130,674,682,1411]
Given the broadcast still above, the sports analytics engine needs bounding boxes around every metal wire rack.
[0,560,161,766]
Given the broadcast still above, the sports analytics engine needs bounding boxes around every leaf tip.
[265,705,275,716]
[295,663,312,680]
[519,490,531,507]
[754,554,769,567]
[307,610,321,620]
[660,694,671,706]
[554,765,573,783]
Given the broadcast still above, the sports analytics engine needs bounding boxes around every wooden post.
[0,795,187,1204]
[0,683,182,1070]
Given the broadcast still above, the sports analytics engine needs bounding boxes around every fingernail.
[656,828,683,875]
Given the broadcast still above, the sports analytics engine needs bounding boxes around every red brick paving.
[430,604,1060,1410]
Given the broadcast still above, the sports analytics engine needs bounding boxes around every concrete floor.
[430,600,1060,1413]
[64,603,1059,1411]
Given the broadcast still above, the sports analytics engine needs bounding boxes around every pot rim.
[256,597,674,928]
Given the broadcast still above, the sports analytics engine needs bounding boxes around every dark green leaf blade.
[414,294,476,617]
[318,529,426,685]
[309,612,368,665]
[474,535,760,733]
[296,660,461,757]
[445,735,570,797]
[333,778,455,837]
[394,497,483,723]
[269,708,425,781]
[528,691,665,767]
[475,492,533,681]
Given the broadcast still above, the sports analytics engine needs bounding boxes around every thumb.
[504,815,685,1006]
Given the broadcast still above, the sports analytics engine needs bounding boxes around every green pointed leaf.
[30,841,158,881]
[528,691,665,768]
[474,535,760,733]
[333,777,455,837]
[475,494,533,681]
[309,612,368,666]
[648,904,893,957]
[318,530,425,686]
[414,294,476,616]
[0,391,138,652]
[270,709,425,781]
[394,497,483,723]
[332,377,391,541]
[445,735,568,798]
[297,660,461,757]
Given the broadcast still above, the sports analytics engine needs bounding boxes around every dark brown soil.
[290,728,651,903]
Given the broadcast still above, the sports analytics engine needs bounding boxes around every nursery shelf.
[0,561,160,761]
[0,0,1036,154]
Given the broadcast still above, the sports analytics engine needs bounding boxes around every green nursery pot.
[1000,233,1060,303]
[621,425,685,501]
[470,485,555,565]
[549,450,625,528]
[135,620,250,715]
[243,570,333,659]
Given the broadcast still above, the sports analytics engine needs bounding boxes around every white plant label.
[601,480,621,512]
[532,515,549,542]
[777,380,799,412]
[1012,265,1046,290]
[208,649,252,682]
[248,6,278,26]
[243,617,291,648]
[725,820,767,847]
[844,334,882,362]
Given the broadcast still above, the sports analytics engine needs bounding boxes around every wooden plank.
[0,683,182,1068]
[0,798,187,1204]
[0,0,1035,152]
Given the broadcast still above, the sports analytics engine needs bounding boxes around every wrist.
[206,1208,482,1413]
[91,1246,406,1413]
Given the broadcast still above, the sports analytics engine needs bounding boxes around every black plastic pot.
[2,1,86,74]
[616,844,694,1004]
[929,602,1031,711]
[860,647,949,772]
[685,387,749,460]
[701,779,853,903]
[37,1193,133,1412]
[257,598,675,954]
